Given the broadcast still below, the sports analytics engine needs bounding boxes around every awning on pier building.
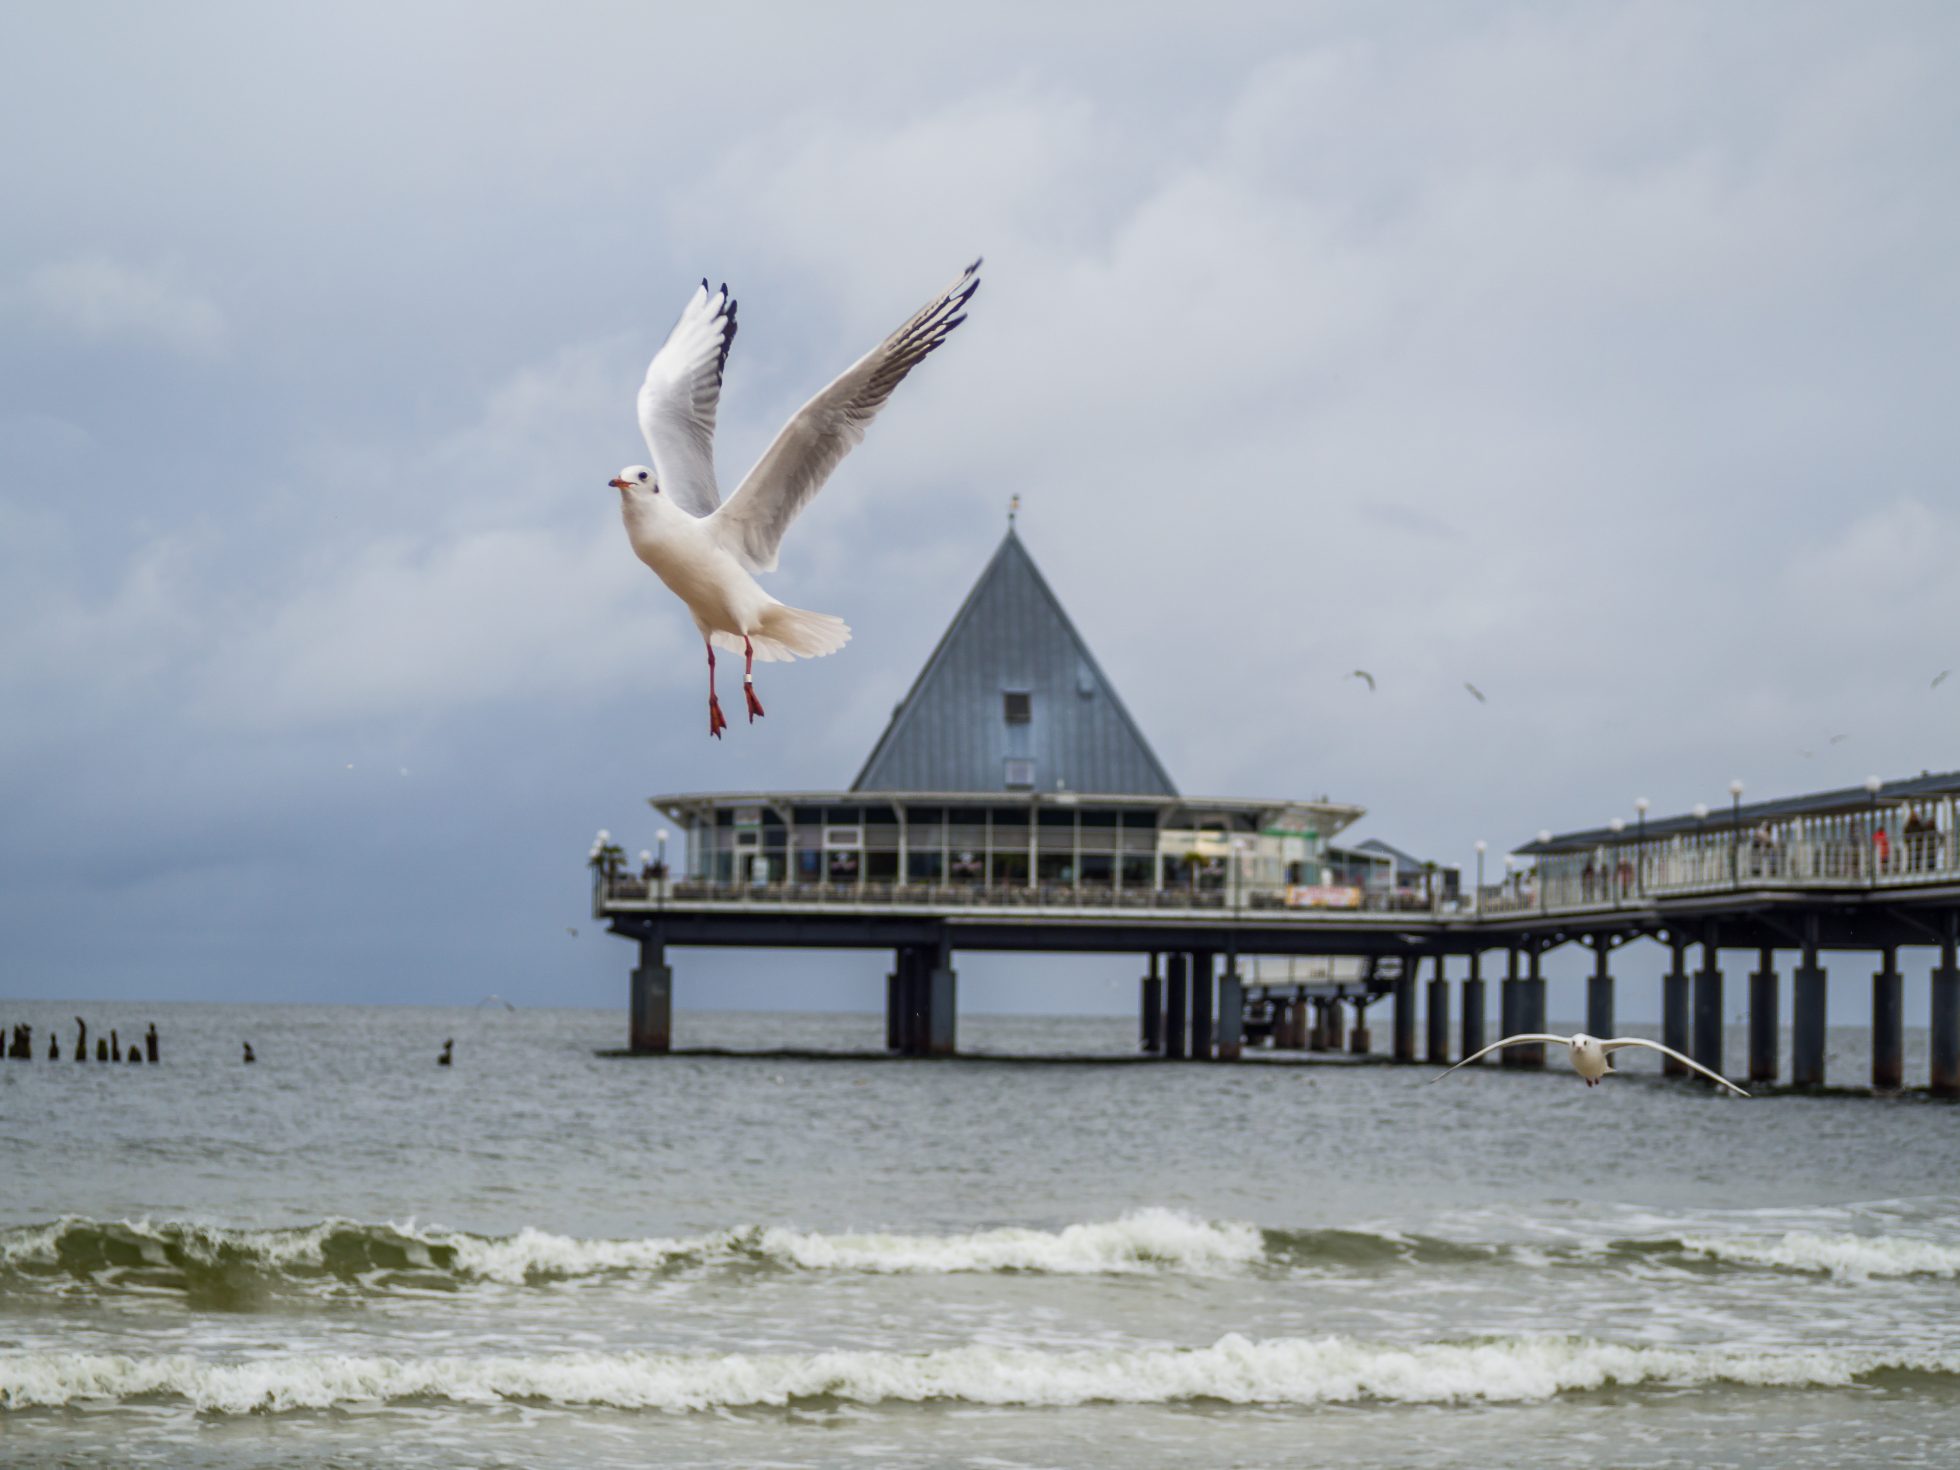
[852,526,1177,798]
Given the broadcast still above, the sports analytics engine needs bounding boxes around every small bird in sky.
[565,927,579,939]
[1348,670,1376,692]
[1828,733,1850,745]
[1935,670,1952,689]
[614,260,981,737]
[1433,1032,1749,1096]
[1797,748,1815,759]
[1463,682,1487,703]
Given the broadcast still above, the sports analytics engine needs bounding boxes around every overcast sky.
[3,2,1957,1024]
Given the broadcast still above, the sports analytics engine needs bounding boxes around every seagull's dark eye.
[637,471,648,482]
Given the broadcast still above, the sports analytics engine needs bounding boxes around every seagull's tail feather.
[713,604,851,664]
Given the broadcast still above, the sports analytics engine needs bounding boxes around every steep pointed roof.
[852,529,1178,796]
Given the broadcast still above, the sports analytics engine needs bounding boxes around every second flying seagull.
[611,261,981,737]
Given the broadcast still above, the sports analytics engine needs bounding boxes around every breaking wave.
[6,1214,1955,1303]
[1673,1230,1960,1280]
[6,1335,1958,1414]
[0,1210,1263,1299]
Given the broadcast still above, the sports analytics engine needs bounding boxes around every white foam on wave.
[751,1208,1264,1276]
[1678,1231,1960,1280]
[6,1335,1956,1414]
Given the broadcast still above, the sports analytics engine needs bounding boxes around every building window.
[1003,690,1032,724]
[1004,758,1036,789]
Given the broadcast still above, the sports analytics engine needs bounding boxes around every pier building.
[594,532,1960,1094]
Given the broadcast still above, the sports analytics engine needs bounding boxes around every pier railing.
[596,875,1443,918]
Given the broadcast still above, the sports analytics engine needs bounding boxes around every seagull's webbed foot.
[708,694,728,739]
[744,678,765,723]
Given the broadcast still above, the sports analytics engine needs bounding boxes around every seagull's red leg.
[706,640,726,739]
[743,636,765,722]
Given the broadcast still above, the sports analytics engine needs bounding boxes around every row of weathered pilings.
[3,1020,158,1063]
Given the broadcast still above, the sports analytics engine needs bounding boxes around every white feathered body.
[620,490,848,663]
[1568,1034,1611,1082]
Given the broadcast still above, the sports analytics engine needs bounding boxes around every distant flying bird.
[614,261,982,738]
[1433,1032,1749,1096]
[1935,670,1952,689]
[565,927,578,939]
[1797,749,1815,759]
[1348,670,1376,692]
[1463,682,1487,703]
[1828,733,1850,745]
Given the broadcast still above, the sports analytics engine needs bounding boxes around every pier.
[592,527,1959,1094]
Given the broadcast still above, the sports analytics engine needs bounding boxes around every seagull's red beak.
[608,478,632,490]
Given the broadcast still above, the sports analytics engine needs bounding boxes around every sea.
[2,1000,1958,1469]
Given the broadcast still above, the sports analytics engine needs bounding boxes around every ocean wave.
[1673,1231,1960,1280]
[6,1335,1957,1414]
[0,1210,1263,1297]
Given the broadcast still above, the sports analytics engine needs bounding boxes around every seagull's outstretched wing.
[710,259,980,574]
[1430,1034,1569,1081]
[1350,670,1376,692]
[1599,1037,1750,1097]
[637,280,738,519]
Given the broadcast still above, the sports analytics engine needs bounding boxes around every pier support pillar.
[1325,994,1346,1051]
[1662,941,1691,1077]
[1216,966,1244,1061]
[1307,998,1326,1050]
[1748,948,1779,1084]
[1693,924,1724,1081]
[1460,952,1486,1063]
[1872,946,1903,1093]
[1283,998,1307,1050]
[1189,952,1214,1060]
[1140,954,1163,1054]
[1518,948,1547,1068]
[1792,919,1828,1089]
[1499,949,1521,1067]
[1932,916,1960,1098]
[1393,965,1418,1063]
[1586,941,1614,1041]
[1426,955,1450,1065]
[1348,999,1371,1055]
[1165,952,1189,1060]
[629,937,673,1054]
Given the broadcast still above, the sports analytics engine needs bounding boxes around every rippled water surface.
[2,1001,1957,1467]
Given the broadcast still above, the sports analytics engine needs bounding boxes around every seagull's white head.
[608,465,659,500]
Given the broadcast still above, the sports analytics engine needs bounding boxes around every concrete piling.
[1348,997,1371,1055]
[1693,924,1724,1080]
[630,937,673,1054]
[1748,948,1779,1084]
[1586,940,1614,1041]
[1324,995,1346,1051]
[1498,949,1520,1067]
[1165,952,1189,1060]
[1216,966,1244,1061]
[1460,951,1486,1063]
[1792,918,1828,1089]
[1392,966,1418,1063]
[1872,946,1903,1092]
[1932,916,1960,1099]
[1426,954,1450,1065]
[1662,940,1691,1077]
[1518,948,1546,1068]
[1140,953,1163,1053]
[1189,951,1214,1060]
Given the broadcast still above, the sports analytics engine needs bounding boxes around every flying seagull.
[613,260,982,737]
[1463,682,1487,703]
[1828,733,1850,745]
[1432,1032,1749,1096]
[1349,670,1376,692]
[1935,670,1952,689]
